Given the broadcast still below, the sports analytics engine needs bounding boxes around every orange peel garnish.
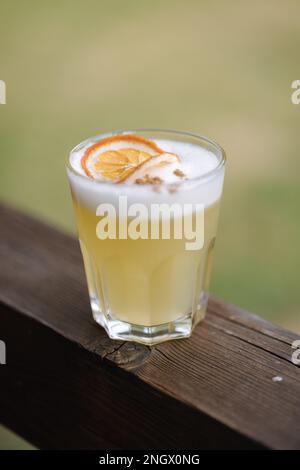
[81,134,164,182]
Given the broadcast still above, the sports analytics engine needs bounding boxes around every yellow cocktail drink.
[67,130,225,344]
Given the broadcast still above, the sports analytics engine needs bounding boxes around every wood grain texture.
[0,203,299,449]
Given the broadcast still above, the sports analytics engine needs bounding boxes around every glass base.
[90,299,206,345]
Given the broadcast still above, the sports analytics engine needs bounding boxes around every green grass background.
[0,0,299,449]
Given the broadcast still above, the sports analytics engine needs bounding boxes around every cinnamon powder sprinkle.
[135,174,163,185]
[174,168,186,178]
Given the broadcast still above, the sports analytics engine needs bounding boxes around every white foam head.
[67,132,225,212]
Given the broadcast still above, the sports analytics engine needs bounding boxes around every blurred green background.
[0,0,299,449]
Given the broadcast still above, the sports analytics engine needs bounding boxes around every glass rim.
[66,128,226,187]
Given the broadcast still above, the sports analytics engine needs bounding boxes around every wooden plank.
[0,203,299,449]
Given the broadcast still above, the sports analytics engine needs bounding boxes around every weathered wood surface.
[0,203,299,449]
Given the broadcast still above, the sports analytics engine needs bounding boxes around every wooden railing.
[0,203,299,449]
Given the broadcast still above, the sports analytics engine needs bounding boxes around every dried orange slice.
[122,153,180,184]
[81,134,164,182]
